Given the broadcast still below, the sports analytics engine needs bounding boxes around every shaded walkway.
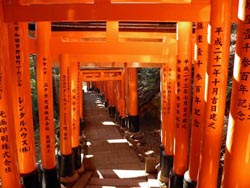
[78,91,162,188]
[84,91,144,170]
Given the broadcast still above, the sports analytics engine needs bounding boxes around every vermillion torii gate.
[0,0,248,188]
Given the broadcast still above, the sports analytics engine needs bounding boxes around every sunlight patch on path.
[102,121,116,126]
[106,139,128,144]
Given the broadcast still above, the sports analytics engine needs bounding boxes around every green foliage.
[138,68,160,120]
[138,68,160,106]
[29,55,39,130]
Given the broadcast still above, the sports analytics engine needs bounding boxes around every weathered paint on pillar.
[185,22,208,187]
[8,22,39,180]
[170,22,192,188]
[37,22,60,188]
[222,1,250,187]
[0,4,21,187]
[197,1,232,187]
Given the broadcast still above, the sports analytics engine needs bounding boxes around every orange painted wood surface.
[173,22,192,175]
[197,0,232,187]
[59,54,72,155]
[222,1,250,187]
[3,3,210,22]
[188,22,208,181]
[37,22,57,169]
[0,3,21,187]
[71,61,80,148]
[8,22,37,174]
[163,38,176,155]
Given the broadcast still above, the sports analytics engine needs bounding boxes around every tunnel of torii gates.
[1,0,250,188]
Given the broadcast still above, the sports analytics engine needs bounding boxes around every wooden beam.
[51,40,167,55]
[80,69,122,81]
[51,31,176,40]
[52,54,167,66]
[52,57,163,67]
[3,3,210,22]
[32,30,174,66]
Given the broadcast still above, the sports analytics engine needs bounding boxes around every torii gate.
[1,1,249,188]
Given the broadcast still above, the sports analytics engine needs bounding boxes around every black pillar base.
[80,118,85,132]
[58,153,75,177]
[100,94,105,101]
[169,169,184,188]
[115,110,120,122]
[43,168,60,188]
[128,115,140,132]
[125,115,129,128]
[159,144,164,168]
[183,171,197,188]
[117,115,122,124]
[160,152,173,178]
[104,101,108,107]
[22,169,41,188]
[120,118,126,128]
[73,146,82,170]
[108,106,116,118]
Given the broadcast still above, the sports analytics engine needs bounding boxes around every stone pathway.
[84,91,144,170]
[72,91,160,188]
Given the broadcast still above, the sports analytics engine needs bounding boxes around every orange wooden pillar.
[80,82,85,132]
[116,80,123,123]
[184,22,208,188]
[94,81,99,93]
[169,22,192,188]
[87,82,91,91]
[222,1,250,187]
[120,68,126,127]
[8,22,40,188]
[114,80,121,122]
[103,81,108,107]
[36,22,60,188]
[128,68,140,132]
[160,63,169,182]
[107,81,111,107]
[0,5,21,187]
[160,39,177,183]
[197,1,232,187]
[100,81,105,102]
[59,54,78,182]
[70,61,82,171]
[124,66,130,128]
[107,80,116,118]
